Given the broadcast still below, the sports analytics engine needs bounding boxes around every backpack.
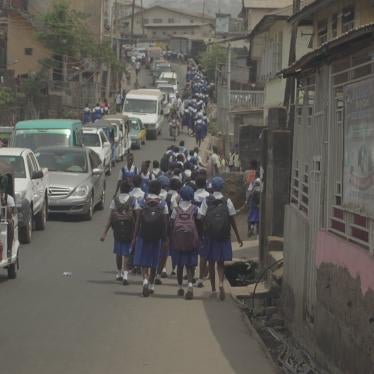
[204,197,231,240]
[172,205,199,252]
[160,153,170,172]
[140,198,166,241]
[110,197,135,243]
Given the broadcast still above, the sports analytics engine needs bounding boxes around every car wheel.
[84,195,94,221]
[7,261,17,279]
[97,184,106,210]
[19,212,32,244]
[35,200,47,230]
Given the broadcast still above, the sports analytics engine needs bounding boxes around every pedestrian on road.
[101,181,136,285]
[140,161,151,194]
[83,104,91,124]
[116,153,138,194]
[207,146,221,180]
[132,180,169,297]
[247,176,262,238]
[92,103,102,122]
[170,186,200,300]
[115,93,123,113]
[129,175,145,203]
[198,177,243,301]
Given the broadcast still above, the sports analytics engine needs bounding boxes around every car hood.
[124,113,157,124]
[129,129,141,137]
[48,172,91,189]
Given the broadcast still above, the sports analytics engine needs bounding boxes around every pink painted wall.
[316,231,374,295]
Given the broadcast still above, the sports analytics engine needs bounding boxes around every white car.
[82,127,112,175]
[0,148,49,244]
[158,72,178,92]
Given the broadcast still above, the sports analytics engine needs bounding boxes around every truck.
[0,148,49,244]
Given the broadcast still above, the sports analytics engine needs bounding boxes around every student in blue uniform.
[133,180,169,297]
[198,177,243,301]
[83,104,91,124]
[170,186,201,300]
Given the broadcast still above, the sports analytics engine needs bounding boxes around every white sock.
[162,268,167,273]
[188,282,193,289]
[123,271,128,280]
[150,284,155,290]
[143,279,148,286]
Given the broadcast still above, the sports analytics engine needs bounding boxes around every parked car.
[158,72,178,92]
[36,147,105,220]
[104,116,132,159]
[82,126,112,175]
[0,148,48,244]
[12,120,83,151]
[0,162,20,279]
[128,117,146,149]
[0,126,14,147]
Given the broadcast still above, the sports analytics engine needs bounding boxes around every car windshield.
[129,120,140,131]
[83,133,101,147]
[14,129,71,151]
[0,155,26,178]
[159,86,175,94]
[162,77,176,85]
[159,66,171,73]
[36,149,88,173]
[124,99,157,114]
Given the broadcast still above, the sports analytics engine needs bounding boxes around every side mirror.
[31,170,44,180]
[92,168,103,176]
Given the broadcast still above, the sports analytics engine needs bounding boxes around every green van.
[12,120,83,151]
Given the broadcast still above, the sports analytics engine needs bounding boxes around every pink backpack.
[172,205,199,252]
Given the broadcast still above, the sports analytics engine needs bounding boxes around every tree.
[200,44,227,82]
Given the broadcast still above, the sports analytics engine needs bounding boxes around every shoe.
[196,281,204,288]
[149,287,154,295]
[185,288,194,300]
[177,288,185,297]
[171,270,176,276]
[142,283,150,297]
[122,278,129,286]
[155,278,162,285]
[161,270,168,279]
[219,286,226,301]
[116,272,123,281]
[192,278,196,284]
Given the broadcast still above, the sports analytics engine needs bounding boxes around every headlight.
[15,191,26,203]
[71,185,90,197]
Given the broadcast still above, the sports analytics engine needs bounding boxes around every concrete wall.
[315,231,374,373]
[7,13,51,76]
[238,124,263,171]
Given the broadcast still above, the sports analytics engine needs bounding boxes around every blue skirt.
[198,237,208,258]
[171,249,198,268]
[113,241,131,256]
[204,236,233,263]
[248,206,260,224]
[134,237,161,268]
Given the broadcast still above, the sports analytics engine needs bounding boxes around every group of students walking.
[101,145,243,301]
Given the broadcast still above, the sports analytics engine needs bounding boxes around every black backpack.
[110,197,135,243]
[205,197,231,240]
[160,153,170,172]
[140,198,166,241]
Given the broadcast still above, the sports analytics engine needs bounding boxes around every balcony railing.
[230,90,264,110]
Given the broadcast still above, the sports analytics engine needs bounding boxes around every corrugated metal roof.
[243,0,293,9]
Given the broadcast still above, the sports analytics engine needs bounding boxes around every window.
[153,18,162,24]
[143,18,149,24]
[331,14,338,38]
[342,6,355,33]
[29,153,40,172]
[317,19,328,45]
[24,48,33,56]
[152,31,157,36]
[99,131,107,145]
[27,155,36,176]
[168,18,174,24]
[89,150,101,169]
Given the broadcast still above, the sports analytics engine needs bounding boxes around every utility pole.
[131,0,136,44]
[141,0,144,36]
[202,0,206,16]
[225,43,231,156]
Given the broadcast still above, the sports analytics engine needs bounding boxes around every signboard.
[216,14,230,34]
[343,77,374,216]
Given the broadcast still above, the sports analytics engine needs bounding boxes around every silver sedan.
[35,146,106,220]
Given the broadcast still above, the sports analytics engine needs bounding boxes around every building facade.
[282,1,374,372]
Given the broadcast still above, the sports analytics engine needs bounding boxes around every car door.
[99,130,111,166]
[26,153,39,214]
[29,153,45,211]
[89,150,104,204]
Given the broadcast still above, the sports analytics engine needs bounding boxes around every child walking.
[170,186,201,300]
[132,180,169,297]
[101,181,136,285]
[198,177,243,301]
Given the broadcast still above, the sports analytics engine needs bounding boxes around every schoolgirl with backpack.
[198,176,243,301]
[170,186,201,300]
[115,153,138,195]
[132,180,169,297]
[100,181,136,285]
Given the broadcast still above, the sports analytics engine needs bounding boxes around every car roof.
[16,119,82,129]
[0,148,32,156]
[160,72,176,78]
[36,146,87,153]
[126,89,162,99]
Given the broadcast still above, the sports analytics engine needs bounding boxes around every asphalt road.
[0,66,275,374]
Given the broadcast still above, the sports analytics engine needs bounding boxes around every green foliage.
[200,44,227,82]
[0,87,15,107]
[20,72,48,102]
[208,118,218,136]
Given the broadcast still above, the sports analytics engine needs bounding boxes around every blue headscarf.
[158,175,170,189]
[180,186,194,201]
[211,176,224,191]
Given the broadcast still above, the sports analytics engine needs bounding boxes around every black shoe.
[142,283,150,297]
[149,288,154,295]
[122,278,129,286]
[155,278,162,285]
[219,286,226,301]
[185,288,194,300]
[197,281,204,288]
[161,271,168,279]
[177,288,185,297]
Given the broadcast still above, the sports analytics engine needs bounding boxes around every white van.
[123,89,165,140]
[159,72,178,92]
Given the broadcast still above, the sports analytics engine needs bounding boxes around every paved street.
[0,67,275,374]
